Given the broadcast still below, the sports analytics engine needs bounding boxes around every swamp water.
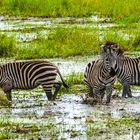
[0,16,140,139]
[0,89,140,140]
[0,56,140,140]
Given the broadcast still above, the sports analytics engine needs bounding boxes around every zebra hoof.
[122,95,127,98]
[128,95,133,98]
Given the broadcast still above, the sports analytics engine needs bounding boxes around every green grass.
[0,0,139,23]
[0,34,16,58]
[0,26,140,59]
[14,27,100,59]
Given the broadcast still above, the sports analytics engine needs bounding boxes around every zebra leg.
[52,82,62,100]
[85,82,93,97]
[89,86,94,97]
[46,92,53,100]
[5,91,12,101]
[96,88,105,104]
[101,90,105,100]
[1,81,13,101]
[122,86,127,98]
[127,88,132,98]
[106,86,112,104]
[42,85,53,100]
[94,90,102,104]
[122,85,131,98]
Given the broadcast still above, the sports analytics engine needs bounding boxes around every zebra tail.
[57,69,69,89]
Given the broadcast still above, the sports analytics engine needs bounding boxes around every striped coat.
[107,54,140,97]
[100,41,136,97]
[0,61,68,101]
[84,59,116,104]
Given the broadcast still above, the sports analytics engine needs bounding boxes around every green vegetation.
[0,0,139,59]
[86,115,140,139]
[0,88,11,107]
[0,26,140,59]
[0,34,16,58]
[0,1,139,138]
[0,0,140,23]
[15,28,99,59]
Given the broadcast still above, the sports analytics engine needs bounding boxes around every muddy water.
[50,56,98,76]
[0,89,140,139]
[0,16,140,139]
[0,58,140,139]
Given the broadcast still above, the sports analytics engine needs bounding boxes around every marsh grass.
[0,0,140,23]
[0,27,140,59]
[15,27,99,59]
[15,27,140,59]
[86,115,140,138]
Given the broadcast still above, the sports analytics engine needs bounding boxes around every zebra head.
[99,42,123,76]
[100,42,120,58]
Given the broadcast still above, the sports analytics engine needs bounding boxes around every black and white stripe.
[84,59,116,103]
[100,42,140,97]
[0,61,68,101]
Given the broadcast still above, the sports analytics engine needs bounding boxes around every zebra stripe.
[100,42,140,97]
[0,61,68,101]
[84,59,116,104]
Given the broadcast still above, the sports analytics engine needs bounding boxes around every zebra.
[84,59,116,104]
[0,60,68,101]
[100,41,139,98]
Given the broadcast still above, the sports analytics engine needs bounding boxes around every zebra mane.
[117,48,124,55]
[105,41,117,46]
[105,41,124,55]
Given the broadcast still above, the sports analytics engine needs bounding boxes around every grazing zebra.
[84,59,116,104]
[0,61,68,101]
[100,41,139,97]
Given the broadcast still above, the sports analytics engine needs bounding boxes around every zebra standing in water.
[0,61,68,101]
[100,42,140,97]
[84,59,116,104]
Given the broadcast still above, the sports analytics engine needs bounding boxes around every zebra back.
[0,61,58,89]
[114,56,140,85]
